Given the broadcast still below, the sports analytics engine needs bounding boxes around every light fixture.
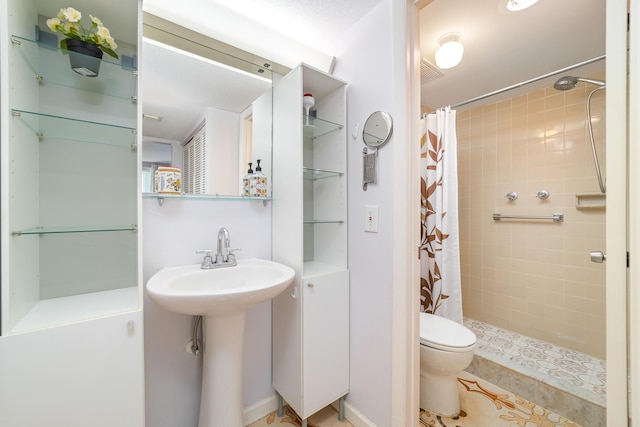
[142,37,272,84]
[506,0,540,11]
[435,33,464,70]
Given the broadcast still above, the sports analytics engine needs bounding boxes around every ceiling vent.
[420,58,444,83]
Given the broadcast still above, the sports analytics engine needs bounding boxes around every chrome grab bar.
[492,213,564,222]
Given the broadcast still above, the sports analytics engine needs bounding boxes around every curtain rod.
[447,55,606,110]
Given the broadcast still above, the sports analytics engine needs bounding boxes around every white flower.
[63,22,75,33]
[96,26,111,40]
[46,17,60,32]
[90,15,102,27]
[105,36,117,49]
[57,8,65,19]
[62,7,81,22]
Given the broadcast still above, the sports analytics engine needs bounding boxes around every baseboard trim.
[330,400,377,427]
[243,394,279,425]
[244,394,377,427]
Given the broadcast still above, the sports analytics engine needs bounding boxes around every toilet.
[419,312,477,417]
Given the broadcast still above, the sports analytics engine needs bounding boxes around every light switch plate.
[365,204,379,233]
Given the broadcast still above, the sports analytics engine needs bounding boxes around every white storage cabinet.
[272,63,349,424]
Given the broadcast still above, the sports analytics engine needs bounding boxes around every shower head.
[553,76,606,90]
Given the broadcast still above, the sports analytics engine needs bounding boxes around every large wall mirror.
[142,14,285,197]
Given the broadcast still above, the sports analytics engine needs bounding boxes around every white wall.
[143,199,272,426]
[330,2,396,425]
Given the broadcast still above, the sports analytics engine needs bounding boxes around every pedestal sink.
[147,258,295,427]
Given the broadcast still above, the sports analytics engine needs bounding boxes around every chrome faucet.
[197,228,239,269]
[216,227,230,264]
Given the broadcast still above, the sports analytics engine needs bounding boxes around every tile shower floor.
[248,371,580,426]
[463,317,606,407]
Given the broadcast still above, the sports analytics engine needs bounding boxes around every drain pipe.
[191,315,202,356]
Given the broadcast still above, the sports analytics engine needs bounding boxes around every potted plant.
[46,7,118,77]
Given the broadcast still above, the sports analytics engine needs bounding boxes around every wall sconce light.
[435,33,464,70]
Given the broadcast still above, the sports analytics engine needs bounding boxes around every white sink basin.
[146,258,295,317]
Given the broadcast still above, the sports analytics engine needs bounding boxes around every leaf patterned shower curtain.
[420,107,462,323]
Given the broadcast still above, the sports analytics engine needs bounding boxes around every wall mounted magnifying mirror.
[362,111,393,190]
[363,111,393,148]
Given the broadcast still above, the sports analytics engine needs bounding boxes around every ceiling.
[204,0,385,54]
[141,0,606,142]
[419,0,606,110]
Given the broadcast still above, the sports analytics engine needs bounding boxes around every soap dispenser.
[253,159,267,197]
[243,162,253,196]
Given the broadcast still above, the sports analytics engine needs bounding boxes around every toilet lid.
[419,313,476,350]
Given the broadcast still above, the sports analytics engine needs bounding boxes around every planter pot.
[65,39,104,77]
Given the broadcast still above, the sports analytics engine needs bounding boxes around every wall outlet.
[365,205,379,233]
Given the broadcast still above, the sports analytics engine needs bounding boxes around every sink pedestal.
[198,313,246,427]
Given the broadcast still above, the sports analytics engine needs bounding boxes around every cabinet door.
[272,280,303,411]
[0,312,144,427]
[302,270,349,417]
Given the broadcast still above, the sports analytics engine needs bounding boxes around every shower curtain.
[420,107,462,323]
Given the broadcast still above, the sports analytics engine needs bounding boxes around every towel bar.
[492,213,564,222]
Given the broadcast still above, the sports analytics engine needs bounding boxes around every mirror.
[141,27,274,197]
[362,111,393,148]
[361,111,393,191]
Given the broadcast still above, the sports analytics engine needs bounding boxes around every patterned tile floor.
[248,372,580,426]
[419,371,581,427]
[463,317,606,407]
[248,405,353,427]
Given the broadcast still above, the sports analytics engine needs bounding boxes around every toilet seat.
[419,313,476,352]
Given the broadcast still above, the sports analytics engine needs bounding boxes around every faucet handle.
[227,248,242,262]
[196,250,214,269]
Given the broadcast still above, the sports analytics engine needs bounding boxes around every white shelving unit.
[0,1,143,425]
[272,63,349,423]
[4,19,139,333]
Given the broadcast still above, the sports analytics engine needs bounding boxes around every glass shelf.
[303,115,344,139]
[11,35,137,101]
[303,167,343,180]
[303,219,344,224]
[12,225,137,236]
[12,109,136,148]
[143,193,271,204]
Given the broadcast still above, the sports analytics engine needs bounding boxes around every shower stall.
[456,65,607,355]
[454,65,607,424]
